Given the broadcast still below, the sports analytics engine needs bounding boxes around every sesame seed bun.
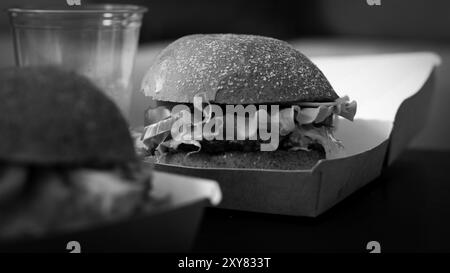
[0,66,137,166]
[141,34,339,104]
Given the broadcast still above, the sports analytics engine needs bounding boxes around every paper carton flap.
[309,53,440,160]
[312,52,440,121]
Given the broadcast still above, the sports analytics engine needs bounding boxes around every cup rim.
[7,4,148,14]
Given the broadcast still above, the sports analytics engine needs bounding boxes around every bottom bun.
[155,149,325,170]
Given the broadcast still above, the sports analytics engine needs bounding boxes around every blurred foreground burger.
[0,67,151,239]
[140,34,357,170]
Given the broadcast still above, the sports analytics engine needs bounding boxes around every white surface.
[312,52,440,121]
[311,52,440,156]
[151,170,222,206]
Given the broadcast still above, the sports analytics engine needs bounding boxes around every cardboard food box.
[150,52,440,217]
[0,170,221,253]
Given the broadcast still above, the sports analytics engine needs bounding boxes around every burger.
[0,66,152,239]
[139,34,356,170]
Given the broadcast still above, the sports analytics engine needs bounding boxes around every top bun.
[141,34,338,104]
[0,66,137,166]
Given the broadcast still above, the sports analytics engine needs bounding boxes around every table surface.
[192,149,450,253]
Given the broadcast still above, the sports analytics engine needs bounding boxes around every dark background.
[0,0,449,150]
[2,0,450,42]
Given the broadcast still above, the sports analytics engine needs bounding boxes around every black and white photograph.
[0,0,449,267]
